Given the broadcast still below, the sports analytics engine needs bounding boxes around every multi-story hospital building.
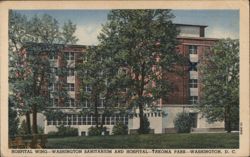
[26,24,225,136]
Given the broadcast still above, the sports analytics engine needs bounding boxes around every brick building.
[22,24,225,135]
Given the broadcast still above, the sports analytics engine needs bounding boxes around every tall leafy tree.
[77,45,125,129]
[97,10,182,133]
[9,11,78,134]
[199,39,239,133]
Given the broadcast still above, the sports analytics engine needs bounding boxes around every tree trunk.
[32,105,38,134]
[101,113,105,129]
[225,105,231,133]
[138,102,144,134]
[25,111,31,134]
[94,97,99,128]
[227,105,231,133]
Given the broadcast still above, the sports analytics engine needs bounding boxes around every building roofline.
[177,36,219,41]
[174,23,208,28]
[24,42,88,48]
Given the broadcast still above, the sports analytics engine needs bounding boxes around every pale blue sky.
[15,10,239,45]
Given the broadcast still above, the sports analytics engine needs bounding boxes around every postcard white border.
[0,0,249,156]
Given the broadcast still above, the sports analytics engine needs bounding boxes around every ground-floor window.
[47,114,128,126]
[189,113,198,128]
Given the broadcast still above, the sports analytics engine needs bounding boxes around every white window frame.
[65,52,75,60]
[189,96,198,104]
[85,85,92,92]
[189,79,198,88]
[189,45,197,54]
[67,68,75,76]
[49,52,58,60]
[68,83,75,91]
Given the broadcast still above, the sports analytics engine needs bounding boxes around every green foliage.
[47,125,78,138]
[9,10,78,134]
[112,121,128,135]
[199,39,239,132]
[88,126,104,136]
[38,126,44,134]
[174,112,192,133]
[137,116,150,134]
[97,10,183,133]
[9,98,19,137]
[17,120,29,135]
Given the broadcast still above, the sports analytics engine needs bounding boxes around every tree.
[9,11,78,134]
[199,39,239,133]
[77,45,125,129]
[8,97,19,137]
[97,10,182,133]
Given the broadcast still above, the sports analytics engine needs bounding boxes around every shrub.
[138,115,150,134]
[112,121,128,135]
[47,125,78,138]
[174,112,192,133]
[88,126,103,136]
[17,120,29,135]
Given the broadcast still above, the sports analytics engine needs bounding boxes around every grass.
[46,133,239,149]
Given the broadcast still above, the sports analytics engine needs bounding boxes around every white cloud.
[206,27,239,39]
[75,23,102,45]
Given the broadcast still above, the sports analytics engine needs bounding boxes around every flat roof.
[175,23,208,28]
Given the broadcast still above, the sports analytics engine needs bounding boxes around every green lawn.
[46,133,239,149]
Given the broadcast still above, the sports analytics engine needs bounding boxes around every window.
[51,67,58,76]
[67,115,72,125]
[189,79,198,88]
[72,115,77,125]
[65,52,75,60]
[85,85,92,92]
[188,61,198,71]
[188,45,197,54]
[68,83,74,91]
[65,98,75,107]
[49,83,58,92]
[189,96,198,104]
[87,116,91,125]
[67,68,75,76]
[78,116,82,125]
[106,117,110,125]
[98,98,104,107]
[49,52,58,60]
[53,98,59,107]
[189,113,198,128]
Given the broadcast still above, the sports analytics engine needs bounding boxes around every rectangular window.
[78,116,82,125]
[53,98,59,107]
[87,116,91,125]
[188,45,197,54]
[65,52,75,60]
[189,113,198,128]
[106,117,110,125]
[67,115,72,125]
[85,85,92,93]
[189,79,198,88]
[68,83,74,91]
[67,68,75,76]
[72,115,77,125]
[49,83,56,92]
[98,98,104,107]
[49,52,58,60]
[189,96,198,104]
[82,116,86,125]
[65,98,75,107]
[50,67,58,76]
